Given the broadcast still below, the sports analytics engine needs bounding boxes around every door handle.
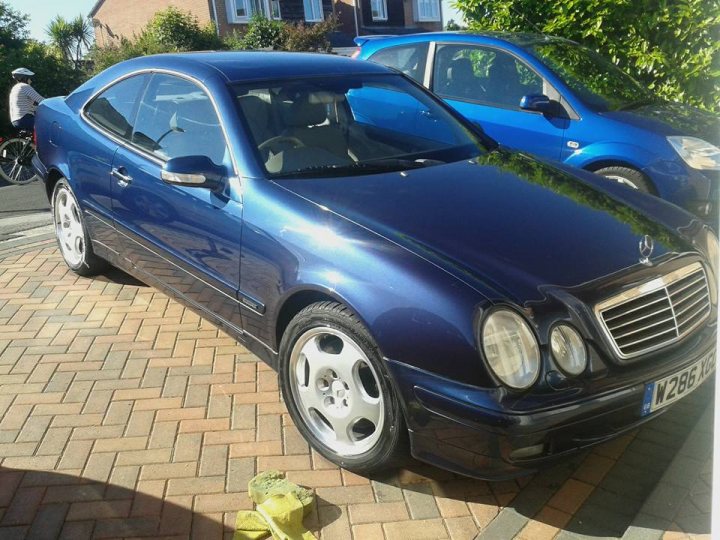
[111,167,132,187]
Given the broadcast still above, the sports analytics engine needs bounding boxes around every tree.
[46,15,93,69]
[0,1,28,47]
[452,0,720,112]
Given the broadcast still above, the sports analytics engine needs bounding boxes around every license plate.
[641,349,716,416]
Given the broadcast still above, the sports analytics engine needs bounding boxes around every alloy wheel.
[54,187,85,267]
[288,327,385,456]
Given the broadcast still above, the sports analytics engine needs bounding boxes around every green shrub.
[146,6,221,51]
[283,17,337,52]
[232,14,286,50]
[224,15,337,52]
[90,7,222,74]
[453,0,720,112]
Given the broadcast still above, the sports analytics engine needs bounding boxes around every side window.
[369,43,429,84]
[85,74,148,139]
[131,74,228,166]
[433,44,545,108]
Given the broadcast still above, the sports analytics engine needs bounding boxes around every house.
[89,0,443,47]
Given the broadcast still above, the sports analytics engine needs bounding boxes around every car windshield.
[232,74,488,178]
[527,41,654,111]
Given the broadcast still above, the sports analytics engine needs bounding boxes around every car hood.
[601,101,720,145]
[275,151,694,303]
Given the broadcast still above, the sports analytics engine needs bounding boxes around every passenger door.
[110,73,244,331]
[77,74,149,249]
[431,43,568,160]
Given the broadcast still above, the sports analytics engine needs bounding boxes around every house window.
[303,0,323,21]
[370,0,388,21]
[415,0,440,21]
[271,0,281,19]
[229,0,275,21]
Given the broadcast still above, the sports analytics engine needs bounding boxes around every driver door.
[110,73,244,331]
[432,43,568,160]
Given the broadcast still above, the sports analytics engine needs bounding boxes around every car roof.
[120,51,392,82]
[360,31,571,49]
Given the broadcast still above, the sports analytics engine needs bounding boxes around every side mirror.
[161,155,226,189]
[520,94,553,114]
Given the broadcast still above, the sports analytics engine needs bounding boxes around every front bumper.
[386,335,715,480]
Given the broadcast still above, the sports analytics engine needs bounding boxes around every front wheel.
[52,179,108,276]
[594,166,654,193]
[0,138,39,185]
[279,301,406,474]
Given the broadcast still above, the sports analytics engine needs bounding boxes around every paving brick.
[404,482,440,519]
[547,479,595,515]
[348,501,409,524]
[383,518,448,539]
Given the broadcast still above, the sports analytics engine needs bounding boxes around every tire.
[0,138,39,185]
[279,301,407,474]
[52,178,108,276]
[594,166,654,194]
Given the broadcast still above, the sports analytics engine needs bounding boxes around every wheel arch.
[45,167,65,203]
[581,159,657,194]
[274,288,360,352]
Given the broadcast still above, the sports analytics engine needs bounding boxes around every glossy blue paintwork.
[358,32,720,220]
[33,52,717,479]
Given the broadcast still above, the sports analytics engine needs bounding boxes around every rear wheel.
[594,166,654,193]
[0,138,39,185]
[279,301,406,474]
[52,179,108,276]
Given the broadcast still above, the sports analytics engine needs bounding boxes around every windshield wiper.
[271,158,435,179]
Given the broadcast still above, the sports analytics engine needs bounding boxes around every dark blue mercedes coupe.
[32,52,717,480]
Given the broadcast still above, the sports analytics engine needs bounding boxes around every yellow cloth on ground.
[233,471,317,540]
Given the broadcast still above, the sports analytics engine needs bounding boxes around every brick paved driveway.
[0,246,712,539]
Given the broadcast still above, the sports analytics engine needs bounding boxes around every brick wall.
[92,0,215,47]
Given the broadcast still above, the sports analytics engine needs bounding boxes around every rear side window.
[85,74,148,139]
[131,73,227,166]
[369,43,429,83]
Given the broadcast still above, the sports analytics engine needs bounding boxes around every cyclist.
[9,67,44,132]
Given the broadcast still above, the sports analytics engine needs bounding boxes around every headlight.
[550,325,587,376]
[481,309,540,390]
[667,136,720,170]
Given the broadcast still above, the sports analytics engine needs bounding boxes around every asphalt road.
[0,179,53,245]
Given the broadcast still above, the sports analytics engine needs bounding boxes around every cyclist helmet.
[11,68,34,83]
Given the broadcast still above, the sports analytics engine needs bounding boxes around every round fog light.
[550,325,587,376]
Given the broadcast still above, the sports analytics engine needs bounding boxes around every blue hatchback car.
[32,52,717,479]
[357,32,720,222]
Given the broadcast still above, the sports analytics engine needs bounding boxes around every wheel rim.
[288,327,385,457]
[0,140,37,184]
[54,187,85,267]
[603,174,639,190]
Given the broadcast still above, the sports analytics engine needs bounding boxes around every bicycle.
[0,130,39,185]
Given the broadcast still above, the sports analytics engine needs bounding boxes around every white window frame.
[303,0,324,22]
[228,0,278,22]
[370,0,388,21]
[415,0,440,22]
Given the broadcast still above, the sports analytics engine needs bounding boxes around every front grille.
[596,262,711,360]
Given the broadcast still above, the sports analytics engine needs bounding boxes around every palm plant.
[46,14,93,69]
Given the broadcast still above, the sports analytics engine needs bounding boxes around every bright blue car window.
[85,74,149,140]
[433,44,542,108]
[132,73,227,165]
[367,43,429,83]
[233,74,484,178]
[527,41,651,111]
